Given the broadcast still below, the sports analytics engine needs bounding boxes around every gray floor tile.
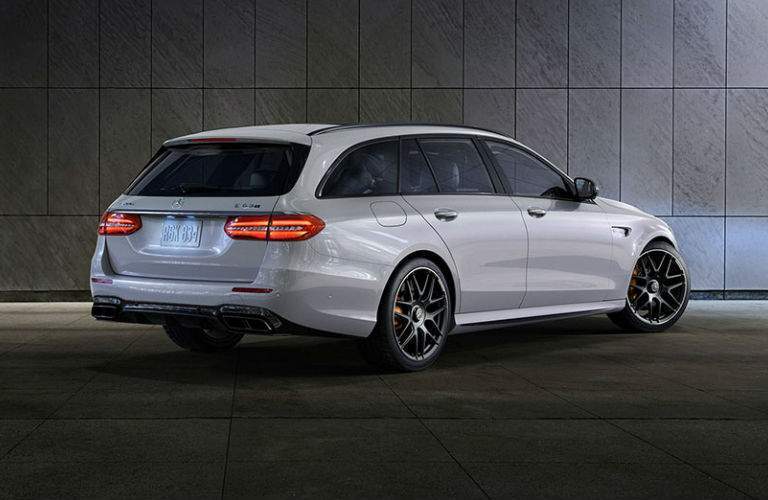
[396,388,589,419]
[4,419,229,463]
[465,462,748,500]
[0,330,49,344]
[612,420,768,464]
[0,351,120,369]
[0,420,41,457]
[0,366,94,391]
[381,363,537,393]
[224,460,485,500]
[0,391,72,419]
[0,303,91,323]
[235,369,385,393]
[54,388,232,418]
[0,461,224,500]
[0,301,767,497]
[499,360,685,391]
[552,388,763,419]
[629,362,768,391]
[228,418,449,462]
[425,419,675,464]
[84,369,234,392]
[234,383,410,418]
[700,464,768,499]
[709,390,768,416]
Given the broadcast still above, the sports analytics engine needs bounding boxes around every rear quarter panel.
[279,135,461,308]
[274,190,460,311]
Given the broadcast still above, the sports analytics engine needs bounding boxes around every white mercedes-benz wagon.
[91,124,689,371]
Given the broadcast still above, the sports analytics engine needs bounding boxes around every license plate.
[160,218,202,248]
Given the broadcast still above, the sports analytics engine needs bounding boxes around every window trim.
[414,136,501,195]
[315,137,401,199]
[396,134,506,197]
[123,147,170,194]
[316,133,507,199]
[400,137,440,195]
[479,139,579,202]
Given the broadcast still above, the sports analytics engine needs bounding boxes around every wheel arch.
[644,235,676,250]
[390,250,458,315]
[631,234,679,274]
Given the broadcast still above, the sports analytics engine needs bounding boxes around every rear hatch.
[104,142,308,282]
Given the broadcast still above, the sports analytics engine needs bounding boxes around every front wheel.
[164,324,243,352]
[608,240,690,332]
[359,258,452,371]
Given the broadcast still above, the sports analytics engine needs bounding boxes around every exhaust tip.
[92,296,122,320]
[92,303,119,320]
[220,314,273,333]
[218,305,282,333]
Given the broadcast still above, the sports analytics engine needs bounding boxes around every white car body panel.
[517,196,614,308]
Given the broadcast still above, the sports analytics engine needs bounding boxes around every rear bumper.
[92,296,333,336]
[91,235,390,338]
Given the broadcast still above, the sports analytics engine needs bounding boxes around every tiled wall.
[1,0,767,293]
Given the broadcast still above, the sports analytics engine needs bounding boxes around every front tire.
[608,240,690,332]
[163,324,243,352]
[360,258,452,371]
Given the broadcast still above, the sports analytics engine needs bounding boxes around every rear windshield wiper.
[176,183,225,194]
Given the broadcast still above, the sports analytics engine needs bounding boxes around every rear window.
[126,143,309,197]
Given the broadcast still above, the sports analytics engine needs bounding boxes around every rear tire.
[359,258,452,372]
[163,324,243,352]
[608,240,690,332]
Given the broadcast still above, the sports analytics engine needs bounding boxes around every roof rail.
[307,122,511,137]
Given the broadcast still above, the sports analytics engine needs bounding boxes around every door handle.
[434,208,459,221]
[527,207,547,218]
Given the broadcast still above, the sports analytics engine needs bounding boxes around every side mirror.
[574,177,599,200]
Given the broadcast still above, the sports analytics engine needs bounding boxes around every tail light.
[224,214,325,241]
[98,212,142,235]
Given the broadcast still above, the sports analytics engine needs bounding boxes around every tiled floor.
[0,301,766,499]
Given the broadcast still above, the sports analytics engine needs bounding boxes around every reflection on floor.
[0,301,766,499]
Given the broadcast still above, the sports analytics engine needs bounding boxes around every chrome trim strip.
[109,210,272,217]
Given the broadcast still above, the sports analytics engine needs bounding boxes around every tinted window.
[418,138,495,193]
[127,144,307,197]
[400,139,437,194]
[322,141,398,197]
[486,141,571,199]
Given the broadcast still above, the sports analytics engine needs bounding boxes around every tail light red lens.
[224,215,270,240]
[224,214,325,241]
[267,214,326,241]
[98,212,142,236]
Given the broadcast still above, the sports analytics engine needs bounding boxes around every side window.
[322,141,398,197]
[485,141,571,199]
[418,138,495,194]
[400,139,437,194]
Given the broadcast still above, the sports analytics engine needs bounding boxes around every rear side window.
[322,141,398,197]
[127,144,307,197]
[418,138,495,194]
[400,139,437,194]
